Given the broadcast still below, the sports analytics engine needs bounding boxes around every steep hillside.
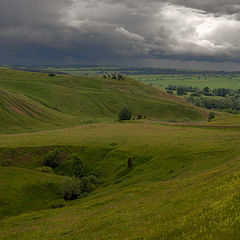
[0,88,78,133]
[0,69,206,133]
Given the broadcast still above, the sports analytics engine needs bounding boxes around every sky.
[1,0,240,70]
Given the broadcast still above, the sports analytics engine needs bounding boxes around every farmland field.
[11,65,240,90]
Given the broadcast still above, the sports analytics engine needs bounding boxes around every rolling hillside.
[0,69,206,133]
[1,121,240,239]
[3,68,240,239]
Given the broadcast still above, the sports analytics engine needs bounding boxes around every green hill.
[0,69,206,133]
[1,122,240,239]
[4,68,240,239]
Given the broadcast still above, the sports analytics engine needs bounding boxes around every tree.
[70,154,85,178]
[81,176,95,193]
[128,157,133,168]
[208,112,215,122]
[48,73,56,77]
[43,149,60,168]
[176,87,186,96]
[118,107,131,121]
[61,176,82,200]
[203,86,210,93]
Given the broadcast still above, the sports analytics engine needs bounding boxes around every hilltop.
[0,69,206,133]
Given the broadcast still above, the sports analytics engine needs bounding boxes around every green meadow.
[14,65,240,90]
[1,68,240,239]
[132,74,240,90]
[0,69,206,133]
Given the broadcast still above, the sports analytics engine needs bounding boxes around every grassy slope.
[0,69,206,133]
[2,69,240,239]
[1,121,240,239]
[0,167,62,220]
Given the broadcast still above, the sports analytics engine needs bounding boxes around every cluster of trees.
[118,107,146,121]
[166,85,240,112]
[61,175,98,200]
[166,85,198,95]
[186,96,240,111]
[43,150,98,201]
[166,85,234,97]
[43,148,133,201]
[103,74,125,80]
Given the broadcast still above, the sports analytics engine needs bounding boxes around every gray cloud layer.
[1,0,240,70]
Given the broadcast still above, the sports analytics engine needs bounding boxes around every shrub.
[81,176,96,193]
[137,115,142,120]
[128,157,133,168]
[37,166,54,174]
[48,73,56,77]
[48,199,66,209]
[70,154,85,178]
[61,176,82,200]
[43,149,60,168]
[88,175,99,185]
[118,107,131,121]
[208,112,215,122]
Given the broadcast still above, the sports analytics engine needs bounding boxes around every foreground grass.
[0,167,62,219]
[1,121,240,239]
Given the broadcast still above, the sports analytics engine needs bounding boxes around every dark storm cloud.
[1,0,240,70]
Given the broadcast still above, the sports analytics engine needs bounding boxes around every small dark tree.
[208,112,215,122]
[48,73,56,77]
[118,107,131,121]
[128,157,133,168]
[112,74,117,79]
[177,87,186,96]
[204,86,210,93]
[137,115,142,120]
[43,149,60,168]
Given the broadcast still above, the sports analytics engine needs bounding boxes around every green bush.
[208,112,215,122]
[88,175,99,185]
[43,149,60,168]
[61,176,82,200]
[81,176,96,193]
[71,154,85,178]
[48,73,56,77]
[48,199,66,209]
[118,107,131,121]
[37,166,54,174]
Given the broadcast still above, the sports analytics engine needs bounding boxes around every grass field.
[1,68,240,239]
[11,66,240,90]
[0,69,206,133]
[1,120,240,239]
[0,167,62,219]
[132,74,240,90]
